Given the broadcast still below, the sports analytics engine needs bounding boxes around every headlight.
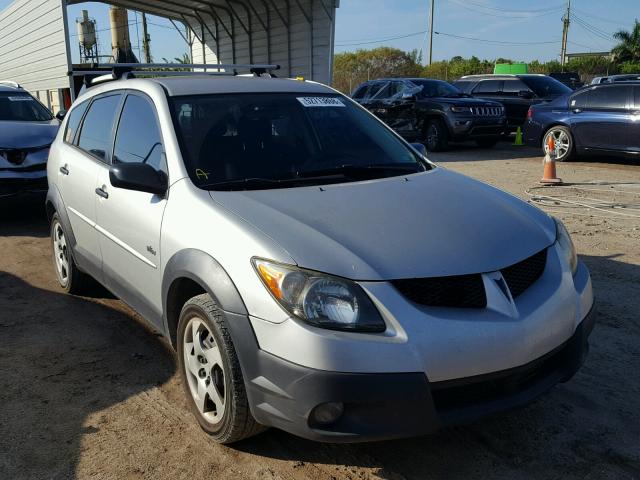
[252,259,386,332]
[554,218,578,275]
[450,106,471,113]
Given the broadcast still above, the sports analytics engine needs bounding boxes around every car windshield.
[522,77,571,97]
[0,92,53,121]
[170,93,429,190]
[411,80,466,98]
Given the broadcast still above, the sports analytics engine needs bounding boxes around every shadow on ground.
[0,194,49,238]
[0,271,175,479]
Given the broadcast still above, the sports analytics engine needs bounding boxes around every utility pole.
[141,12,152,63]
[560,0,571,70]
[428,0,435,65]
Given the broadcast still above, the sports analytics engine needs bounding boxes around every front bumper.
[0,175,48,198]
[450,116,507,140]
[233,304,594,443]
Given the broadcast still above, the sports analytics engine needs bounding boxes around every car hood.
[0,120,59,149]
[209,168,556,280]
[424,97,501,106]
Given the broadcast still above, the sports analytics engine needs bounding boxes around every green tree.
[333,47,422,93]
[612,20,640,63]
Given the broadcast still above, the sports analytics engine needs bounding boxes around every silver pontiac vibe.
[46,71,594,444]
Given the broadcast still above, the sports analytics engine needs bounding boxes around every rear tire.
[177,293,265,444]
[424,119,448,152]
[50,213,90,295]
[543,126,574,161]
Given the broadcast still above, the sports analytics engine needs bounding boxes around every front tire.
[424,119,448,152]
[50,213,89,294]
[177,294,264,444]
[543,126,574,161]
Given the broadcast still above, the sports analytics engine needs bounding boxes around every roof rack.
[70,63,281,87]
[0,80,22,89]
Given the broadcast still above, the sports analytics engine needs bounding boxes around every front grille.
[392,274,487,309]
[470,106,503,117]
[392,248,548,309]
[502,248,548,298]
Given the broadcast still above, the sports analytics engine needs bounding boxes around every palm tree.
[612,20,640,63]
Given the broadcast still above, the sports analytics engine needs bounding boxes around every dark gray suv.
[352,78,506,151]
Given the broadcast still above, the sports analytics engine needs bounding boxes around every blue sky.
[0,0,635,63]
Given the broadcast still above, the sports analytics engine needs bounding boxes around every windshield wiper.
[296,163,426,179]
[201,174,348,191]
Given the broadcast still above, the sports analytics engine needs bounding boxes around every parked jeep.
[352,78,506,151]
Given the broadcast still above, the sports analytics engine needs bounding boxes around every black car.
[549,72,584,90]
[0,82,59,198]
[523,82,640,161]
[453,74,572,131]
[352,78,506,151]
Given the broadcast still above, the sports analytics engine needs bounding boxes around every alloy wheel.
[544,128,571,160]
[53,220,69,286]
[183,317,227,424]
[426,124,439,150]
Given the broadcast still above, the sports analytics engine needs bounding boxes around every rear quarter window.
[592,86,630,109]
[64,100,89,144]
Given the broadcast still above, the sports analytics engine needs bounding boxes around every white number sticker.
[297,97,345,107]
[8,96,33,102]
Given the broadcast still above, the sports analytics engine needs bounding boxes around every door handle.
[59,165,69,175]
[95,187,109,199]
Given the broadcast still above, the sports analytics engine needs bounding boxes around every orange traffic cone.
[540,135,563,185]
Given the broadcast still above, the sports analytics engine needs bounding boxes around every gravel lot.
[1,144,639,480]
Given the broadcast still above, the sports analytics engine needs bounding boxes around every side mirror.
[518,90,534,99]
[402,92,417,102]
[109,162,168,196]
[410,143,427,157]
[55,110,67,121]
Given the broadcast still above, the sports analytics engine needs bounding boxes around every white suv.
[47,68,595,444]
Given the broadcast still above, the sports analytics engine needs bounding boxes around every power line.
[454,0,565,14]
[573,8,629,26]
[336,30,429,47]
[445,0,563,19]
[434,31,560,46]
[338,29,562,48]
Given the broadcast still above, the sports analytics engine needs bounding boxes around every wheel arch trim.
[46,185,77,249]
[162,249,249,345]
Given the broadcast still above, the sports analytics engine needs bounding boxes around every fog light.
[311,402,344,425]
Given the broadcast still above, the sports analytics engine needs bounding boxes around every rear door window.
[371,82,393,100]
[502,79,531,95]
[473,80,503,94]
[113,94,166,173]
[77,93,123,162]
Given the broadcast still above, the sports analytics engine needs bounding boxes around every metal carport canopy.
[67,0,339,84]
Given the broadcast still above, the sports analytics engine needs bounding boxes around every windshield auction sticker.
[297,97,345,107]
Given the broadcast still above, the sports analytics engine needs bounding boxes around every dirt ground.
[1,144,639,480]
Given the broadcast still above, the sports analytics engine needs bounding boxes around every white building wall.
[189,0,335,85]
[0,0,71,93]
